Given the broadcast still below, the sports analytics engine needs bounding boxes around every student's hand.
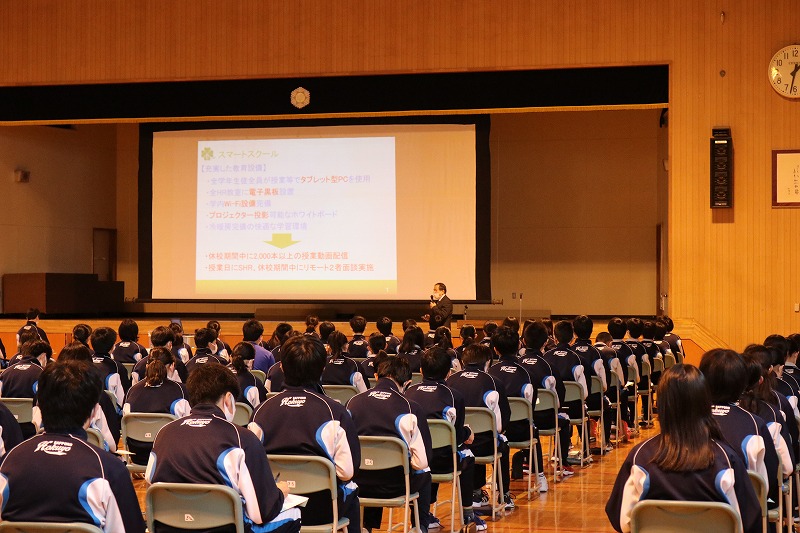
[464,424,474,445]
[277,481,291,498]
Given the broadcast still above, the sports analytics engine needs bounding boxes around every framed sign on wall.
[772,150,800,207]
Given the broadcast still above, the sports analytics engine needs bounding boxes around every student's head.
[699,348,747,403]
[268,323,294,348]
[641,321,656,340]
[482,321,498,338]
[764,334,789,366]
[25,308,40,321]
[186,363,240,421]
[421,346,452,381]
[17,329,38,348]
[402,318,418,331]
[193,328,217,350]
[433,282,447,298]
[400,326,425,352]
[522,321,549,351]
[492,326,519,358]
[206,320,222,334]
[368,332,387,355]
[305,315,319,333]
[376,317,393,336]
[653,320,668,341]
[376,354,412,388]
[38,360,102,432]
[462,343,491,367]
[90,327,117,354]
[22,340,52,365]
[572,315,593,340]
[788,334,800,362]
[501,317,520,335]
[145,347,175,387]
[428,312,445,331]
[433,326,453,349]
[327,331,348,358]
[460,324,476,341]
[662,315,675,332]
[542,319,554,336]
[118,319,139,342]
[349,316,366,334]
[57,342,93,362]
[626,318,643,339]
[607,317,627,340]
[151,326,176,348]
[553,321,574,344]
[281,335,328,387]
[168,322,185,346]
[72,324,92,346]
[230,342,256,374]
[595,331,613,345]
[319,322,336,343]
[242,319,265,343]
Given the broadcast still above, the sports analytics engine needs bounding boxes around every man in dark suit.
[423,282,453,328]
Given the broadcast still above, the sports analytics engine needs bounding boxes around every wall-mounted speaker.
[711,128,732,208]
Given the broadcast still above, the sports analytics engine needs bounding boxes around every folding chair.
[410,373,423,385]
[146,482,244,533]
[586,375,605,451]
[358,435,421,533]
[233,402,253,426]
[251,369,267,385]
[534,389,562,484]
[121,412,176,473]
[121,362,135,381]
[563,381,589,467]
[627,366,640,436]
[664,352,676,369]
[748,470,768,533]
[267,454,350,533]
[609,373,624,446]
[464,407,504,520]
[506,397,540,498]
[0,398,33,424]
[637,360,653,427]
[0,522,103,532]
[428,419,463,532]
[85,427,105,449]
[321,385,359,405]
[630,499,742,533]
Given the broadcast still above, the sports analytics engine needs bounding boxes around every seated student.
[639,320,663,384]
[425,313,446,349]
[0,340,50,438]
[16,307,49,346]
[319,321,336,346]
[608,318,639,429]
[241,319,275,373]
[376,316,401,354]
[541,319,557,352]
[661,315,685,364]
[146,364,300,533]
[265,322,293,362]
[72,323,93,351]
[402,318,418,331]
[595,331,631,439]
[700,348,780,506]
[249,335,361,533]
[446,344,513,510]
[347,356,433,533]
[501,317,520,336]
[434,327,462,372]
[518,321,572,478]
[321,331,369,392]
[168,322,193,366]
[1,359,145,532]
[132,326,187,384]
[765,334,800,403]
[605,364,760,533]
[487,326,537,495]
[360,333,388,380]
[625,318,652,427]
[397,326,426,373]
[112,319,148,363]
[479,321,497,347]
[123,347,190,465]
[185,327,228,376]
[347,316,370,359]
[304,315,320,338]
[455,324,477,363]
[6,329,39,366]
[405,347,485,532]
[206,319,232,358]
[228,342,267,410]
[785,333,800,391]
[90,327,132,405]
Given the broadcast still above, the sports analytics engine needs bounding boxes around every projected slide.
[195,137,397,293]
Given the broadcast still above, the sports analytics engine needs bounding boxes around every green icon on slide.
[265,233,300,249]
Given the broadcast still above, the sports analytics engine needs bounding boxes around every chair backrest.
[664,353,676,369]
[267,454,337,496]
[122,412,176,445]
[358,435,410,475]
[628,365,638,383]
[563,381,585,403]
[534,388,558,411]
[464,407,498,437]
[0,398,33,424]
[410,373,423,385]
[146,482,244,533]
[641,360,652,378]
[0,522,103,532]
[630,499,742,533]
[652,357,664,374]
[105,390,120,411]
[251,369,266,385]
[85,427,105,449]
[590,375,604,395]
[747,470,768,519]
[121,362,135,380]
[427,418,457,453]
[232,402,252,426]
[507,397,533,424]
[321,384,359,405]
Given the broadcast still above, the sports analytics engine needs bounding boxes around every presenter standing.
[423,282,453,329]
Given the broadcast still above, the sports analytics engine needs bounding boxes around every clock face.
[769,45,800,98]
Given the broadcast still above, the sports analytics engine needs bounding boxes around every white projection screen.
[148,123,480,301]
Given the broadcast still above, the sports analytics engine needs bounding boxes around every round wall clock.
[769,44,800,98]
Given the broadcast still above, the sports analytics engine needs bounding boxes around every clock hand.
[791,64,800,94]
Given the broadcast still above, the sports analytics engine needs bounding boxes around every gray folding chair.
[85,427,105,449]
[233,402,253,426]
[506,396,540,498]
[0,398,33,424]
[628,365,640,436]
[121,412,176,473]
[563,381,589,467]
[464,407,504,520]
[586,375,605,451]
[664,352,676,369]
[428,419,463,532]
[747,470,768,533]
[321,385,359,405]
[0,522,103,532]
[251,369,267,385]
[630,499,742,533]
[534,388,562,484]
[638,360,653,427]
[146,482,244,533]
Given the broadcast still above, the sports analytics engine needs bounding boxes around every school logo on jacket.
[280,396,307,408]
[34,440,73,456]
[368,391,392,400]
[181,418,212,428]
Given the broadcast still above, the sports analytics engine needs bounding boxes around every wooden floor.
[132,423,660,533]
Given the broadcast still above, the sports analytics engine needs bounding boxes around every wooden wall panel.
[1,0,800,349]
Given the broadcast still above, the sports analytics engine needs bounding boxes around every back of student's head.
[462,343,491,366]
[268,323,294,348]
[72,324,92,345]
[653,320,667,341]
[368,332,387,355]
[186,363,239,406]
[542,319,554,336]
[764,334,789,366]
[460,324,476,341]
[376,354,412,384]
[661,315,675,332]
[428,312,445,331]
[305,315,319,333]
[242,319,264,342]
[377,317,393,336]
[434,326,453,349]
[349,315,366,334]
[319,322,336,343]
[145,347,175,387]
[595,331,613,345]
[626,318,644,339]
[572,315,593,340]
[327,331,348,358]
[699,348,747,403]
[740,344,776,410]
[168,322,185,346]
[482,321,498,338]
[641,321,656,340]
[522,321,548,351]
[230,342,256,374]
[281,335,327,387]
[26,307,40,321]
[206,320,222,334]
[553,321,574,344]
[57,342,93,362]
[193,328,217,349]
[22,340,52,362]
[607,317,627,340]
[492,326,519,357]
[151,326,176,348]
[90,327,117,354]
[38,360,102,432]
[118,319,139,342]
[17,329,38,348]
[400,326,424,353]
[421,346,452,381]
[788,334,800,358]
[402,318,418,331]
[501,317,520,335]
